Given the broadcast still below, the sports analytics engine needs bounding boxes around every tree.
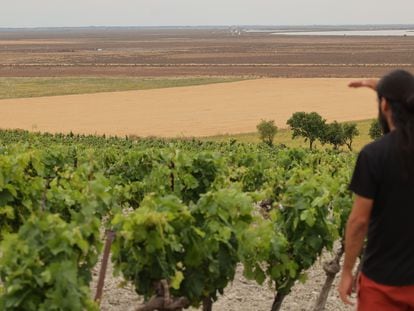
[257,120,278,146]
[320,121,346,150]
[342,123,359,151]
[369,119,382,140]
[320,122,359,151]
[287,112,326,149]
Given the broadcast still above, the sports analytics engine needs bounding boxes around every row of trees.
[257,112,360,151]
[287,112,360,151]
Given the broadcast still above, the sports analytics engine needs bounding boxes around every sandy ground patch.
[0,79,377,137]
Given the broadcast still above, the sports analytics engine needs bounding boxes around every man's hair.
[377,69,414,176]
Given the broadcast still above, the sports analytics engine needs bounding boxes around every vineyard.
[0,129,355,311]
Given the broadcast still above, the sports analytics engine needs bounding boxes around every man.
[338,70,414,310]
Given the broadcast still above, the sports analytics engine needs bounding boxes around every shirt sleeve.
[349,149,378,200]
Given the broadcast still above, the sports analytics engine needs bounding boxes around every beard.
[378,105,391,134]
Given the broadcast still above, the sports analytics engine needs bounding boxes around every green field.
[205,119,374,152]
[0,77,244,100]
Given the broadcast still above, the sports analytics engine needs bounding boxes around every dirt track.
[0,79,377,137]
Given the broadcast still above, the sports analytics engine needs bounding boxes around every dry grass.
[0,77,242,100]
[205,119,374,151]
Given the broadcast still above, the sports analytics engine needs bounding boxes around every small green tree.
[342,123,359,151]
[287,112,326,149]
[257,120,278,146]
[369,119,382,140]
[321,121,346,150]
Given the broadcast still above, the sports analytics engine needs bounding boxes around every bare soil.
[1,28,414,77]
[91,251,354,311]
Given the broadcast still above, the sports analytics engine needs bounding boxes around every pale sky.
[1,0,414,28]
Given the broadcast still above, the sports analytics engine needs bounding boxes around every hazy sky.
[1,0,414,28]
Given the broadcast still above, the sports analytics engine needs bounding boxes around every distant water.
[271,30,414,36]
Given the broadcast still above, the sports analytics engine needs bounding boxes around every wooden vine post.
[95,230,116,305]
[312,243,344,311]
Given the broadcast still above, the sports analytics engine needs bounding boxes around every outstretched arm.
[348,79,378,91]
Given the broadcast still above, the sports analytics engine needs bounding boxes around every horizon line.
[1,23,414,30]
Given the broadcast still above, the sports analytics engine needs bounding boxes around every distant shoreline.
[269,29,414,36]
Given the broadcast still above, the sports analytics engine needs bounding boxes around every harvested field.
[0,78,377,137]
[1,28,414,77]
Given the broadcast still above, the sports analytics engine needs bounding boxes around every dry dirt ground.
[91,250,354,311]
[0,78,377,137]
[1,27,414,77]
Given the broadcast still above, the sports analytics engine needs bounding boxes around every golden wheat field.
[0,78,377,137]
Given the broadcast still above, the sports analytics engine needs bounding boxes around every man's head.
[376,70,414,133]
[377,69,414,176]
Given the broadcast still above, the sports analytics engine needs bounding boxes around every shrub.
[257,120,278,146]
[369,119,382,140]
